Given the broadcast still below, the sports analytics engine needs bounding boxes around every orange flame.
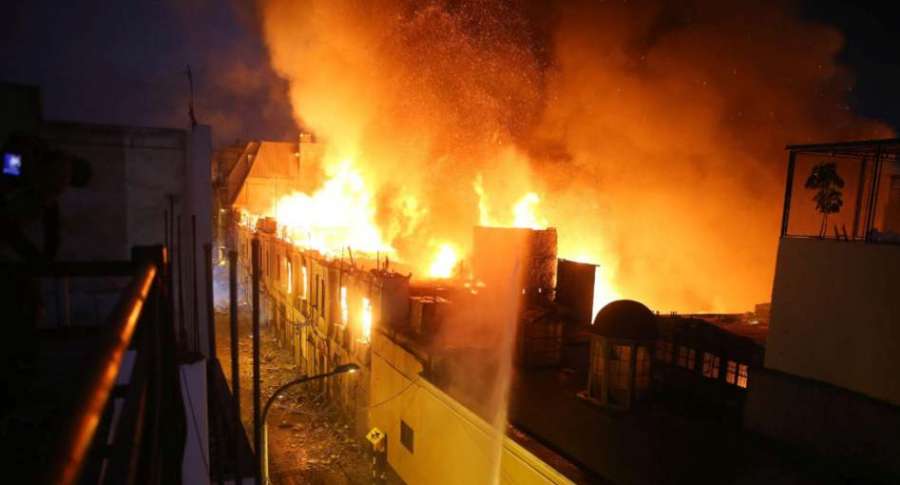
[273,158,394,257]
[428,242,460,279]
[360,297,372,343]
[512,192,547,229]
[474,173,548,229]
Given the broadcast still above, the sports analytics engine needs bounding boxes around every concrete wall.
[745,367,900,480]
[369,332,573,485]
[42,121,187,260]
[28,122,192,328]
[765,237,900,405]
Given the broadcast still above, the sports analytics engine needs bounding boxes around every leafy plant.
[804,162,845,237]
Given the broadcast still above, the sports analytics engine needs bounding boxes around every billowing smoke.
[258,0,890,312]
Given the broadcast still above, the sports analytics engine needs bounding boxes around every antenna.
[186,65,198,128]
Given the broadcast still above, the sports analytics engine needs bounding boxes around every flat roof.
[508,368,865,484]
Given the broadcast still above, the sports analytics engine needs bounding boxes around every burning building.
[215,134,810,484]
[207,2,899,481]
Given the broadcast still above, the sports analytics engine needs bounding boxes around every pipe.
[251,237,262,484]
[228,249,241,480]
[168,197,176,330]
[177,215,186,345]
[204,243,216,360]
[192,214,200,352]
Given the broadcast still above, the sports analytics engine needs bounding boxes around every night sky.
[2,0,898,148]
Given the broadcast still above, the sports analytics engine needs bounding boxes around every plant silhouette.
[804,162,845,237]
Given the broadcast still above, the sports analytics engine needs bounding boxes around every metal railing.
[46,246,186,485]
[781,138,900,244]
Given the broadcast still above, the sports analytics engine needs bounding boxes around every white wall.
[766,238,900,405]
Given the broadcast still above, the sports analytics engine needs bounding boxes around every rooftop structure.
[746,138,900,480]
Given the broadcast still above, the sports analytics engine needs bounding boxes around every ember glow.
[428,242,460,279]
[360,297,373,343]
[258,0,891,312]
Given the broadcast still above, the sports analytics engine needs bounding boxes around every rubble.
[214,311,402,484]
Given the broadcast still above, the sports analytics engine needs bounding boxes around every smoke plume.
[258,0,890,312]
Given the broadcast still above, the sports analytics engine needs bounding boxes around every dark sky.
[1,0,296,146]
[2,0,898,148]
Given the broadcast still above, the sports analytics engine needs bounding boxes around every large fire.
[256,0,891,313]
[273,158,394,257]
[260,160,623,309]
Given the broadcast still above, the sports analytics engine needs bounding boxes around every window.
[737,364,749,388]
[702,352,720,379]
[340,287,349,326]
[608,345,632,406]
[286,260,293,294]
[314,275,320,309]
[301,266,309,300]
[609,346,631,387]
[589,339,605,398]
[360,297,372,343]
[635,346,651,394]
[319,279,325,317]
[677,346,695,370]
[400,420,414,453]
[656,340,673,363]
[726,360,737,384]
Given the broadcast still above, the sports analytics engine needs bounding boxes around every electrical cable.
[362,376,420,409]
[179,366,211,475]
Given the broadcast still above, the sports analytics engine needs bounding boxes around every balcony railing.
[781,138,900,244]
[40,246,186,485]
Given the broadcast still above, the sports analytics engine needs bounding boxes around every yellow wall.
[766,238,900,405]
[236,225,572,483]
[369,333,573,485]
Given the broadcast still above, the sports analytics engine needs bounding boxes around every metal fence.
[781,138,900,244]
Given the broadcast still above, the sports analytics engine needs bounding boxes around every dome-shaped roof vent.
[590,300,658,341]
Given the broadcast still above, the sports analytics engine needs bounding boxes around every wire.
[362,376,420,409]
[179,366,210,475]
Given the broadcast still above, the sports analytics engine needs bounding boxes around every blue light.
[3,152,22,176]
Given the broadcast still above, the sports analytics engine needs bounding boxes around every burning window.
[359,297,372,343]
[319,279,325,316]
[314,274,320,310]
[677,346,695,370]
[737,364,749,389]
[702,352,720,379]
[301,265,309,300]
[286,259,293,294]
[400,420,414,453]
[726,360,737,385]
[340,287,349,326]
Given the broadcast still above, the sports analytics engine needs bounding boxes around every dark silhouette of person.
[0,135,92,419]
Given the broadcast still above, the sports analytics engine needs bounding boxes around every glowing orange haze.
[257,0,891,313]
